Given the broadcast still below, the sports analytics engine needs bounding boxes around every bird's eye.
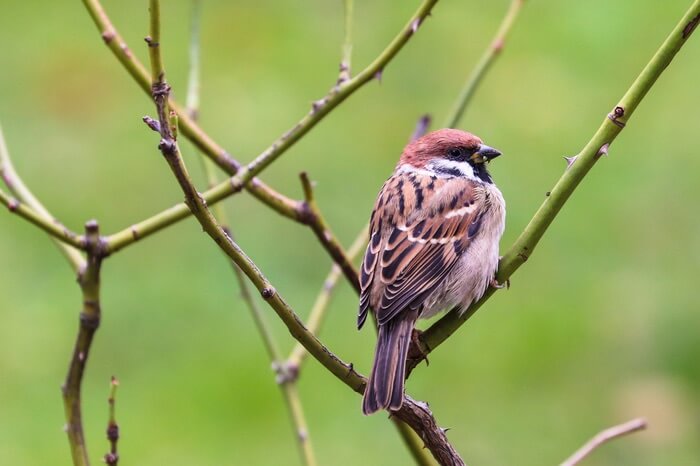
[447,147,463,159]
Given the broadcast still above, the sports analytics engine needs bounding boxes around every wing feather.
[359,172,488,327]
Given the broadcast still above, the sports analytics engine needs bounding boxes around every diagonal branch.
[298,172,360,292]
[287,226,366,369]
[444,0,525,128]
[144,5,461,462]
[0,125,86,269]
[561,418,647,466]
[83,0,439,252]
[408,0,700,373]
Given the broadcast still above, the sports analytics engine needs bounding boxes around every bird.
[358,128,506,415]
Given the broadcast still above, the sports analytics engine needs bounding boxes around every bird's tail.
[362,316,415,415]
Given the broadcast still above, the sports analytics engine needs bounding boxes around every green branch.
[144,5,462,462]
[183,7,315,463]
[298,172,360,292]
[82,0,439,251]
[61,221,104,466]
[444,0,525,128]
[0,126,86,270]
[287,226,366,369]
[412,0,700,369]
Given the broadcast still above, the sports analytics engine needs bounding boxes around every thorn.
[410,18,421,34]
[311,98,327,114]
[545,191,551,197]
[374,69,383,83]
[597,143,610,158]
[564,155,577,169]
[440,427,451,434]
[492,37,505,53]
[78,351,85,362]
[411,114,432,142]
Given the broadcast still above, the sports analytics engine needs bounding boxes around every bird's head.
[398,128,502,183]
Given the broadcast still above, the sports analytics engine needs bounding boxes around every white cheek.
[426,159,478,181]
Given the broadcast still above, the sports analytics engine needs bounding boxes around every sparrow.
[358,128,506,415]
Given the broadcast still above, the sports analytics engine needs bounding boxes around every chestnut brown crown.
[399,129,484,168]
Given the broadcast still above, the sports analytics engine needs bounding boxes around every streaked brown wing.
[358,173,485,328]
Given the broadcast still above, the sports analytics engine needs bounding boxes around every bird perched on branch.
[358,129,506,415]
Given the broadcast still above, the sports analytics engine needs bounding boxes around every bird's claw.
[490,277,510,289]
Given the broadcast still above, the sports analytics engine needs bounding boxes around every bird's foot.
[408,328,429,366]
[490,277,510,289]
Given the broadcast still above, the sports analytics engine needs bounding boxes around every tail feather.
[362,315,416,415]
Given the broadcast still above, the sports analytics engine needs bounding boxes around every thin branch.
[338,0,354,84]
[61,220,105,466]
[83,0,439,251]
[391,418,437,466]
[408,0,700,372]
[0,125,86,269]
[186,0,202,121]
[298,172,360,292]
[444,0,525,128]
[561,418,647,466]
[184,10,315,459]
[144,7,460,461]
[81,0,301,220]
[411,114,432,142]
[104,376,120,466]
[287,226,367,369]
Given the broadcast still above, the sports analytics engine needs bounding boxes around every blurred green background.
[1,0,699,464]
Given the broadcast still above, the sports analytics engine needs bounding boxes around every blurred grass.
[1,0,699,465]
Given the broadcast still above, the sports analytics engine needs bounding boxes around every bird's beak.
[471,144,502,164]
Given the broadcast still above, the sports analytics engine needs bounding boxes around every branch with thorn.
[408,0,700,374]
[82,0,439,255]
[143,2,458,463]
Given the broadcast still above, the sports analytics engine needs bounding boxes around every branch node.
[273,361,299,385]
[261,287,276,300]
[101,30,116,44]
[682,12,700,39]
[144,35,159,48]
[79,311,101,330]
[158,138,176,156]
[607,106,626,127]
[7,197,19,212]
[142,116,161,133]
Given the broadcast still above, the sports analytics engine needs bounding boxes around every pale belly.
[419,187,505,319]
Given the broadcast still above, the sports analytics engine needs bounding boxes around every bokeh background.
[1,0,699,464]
